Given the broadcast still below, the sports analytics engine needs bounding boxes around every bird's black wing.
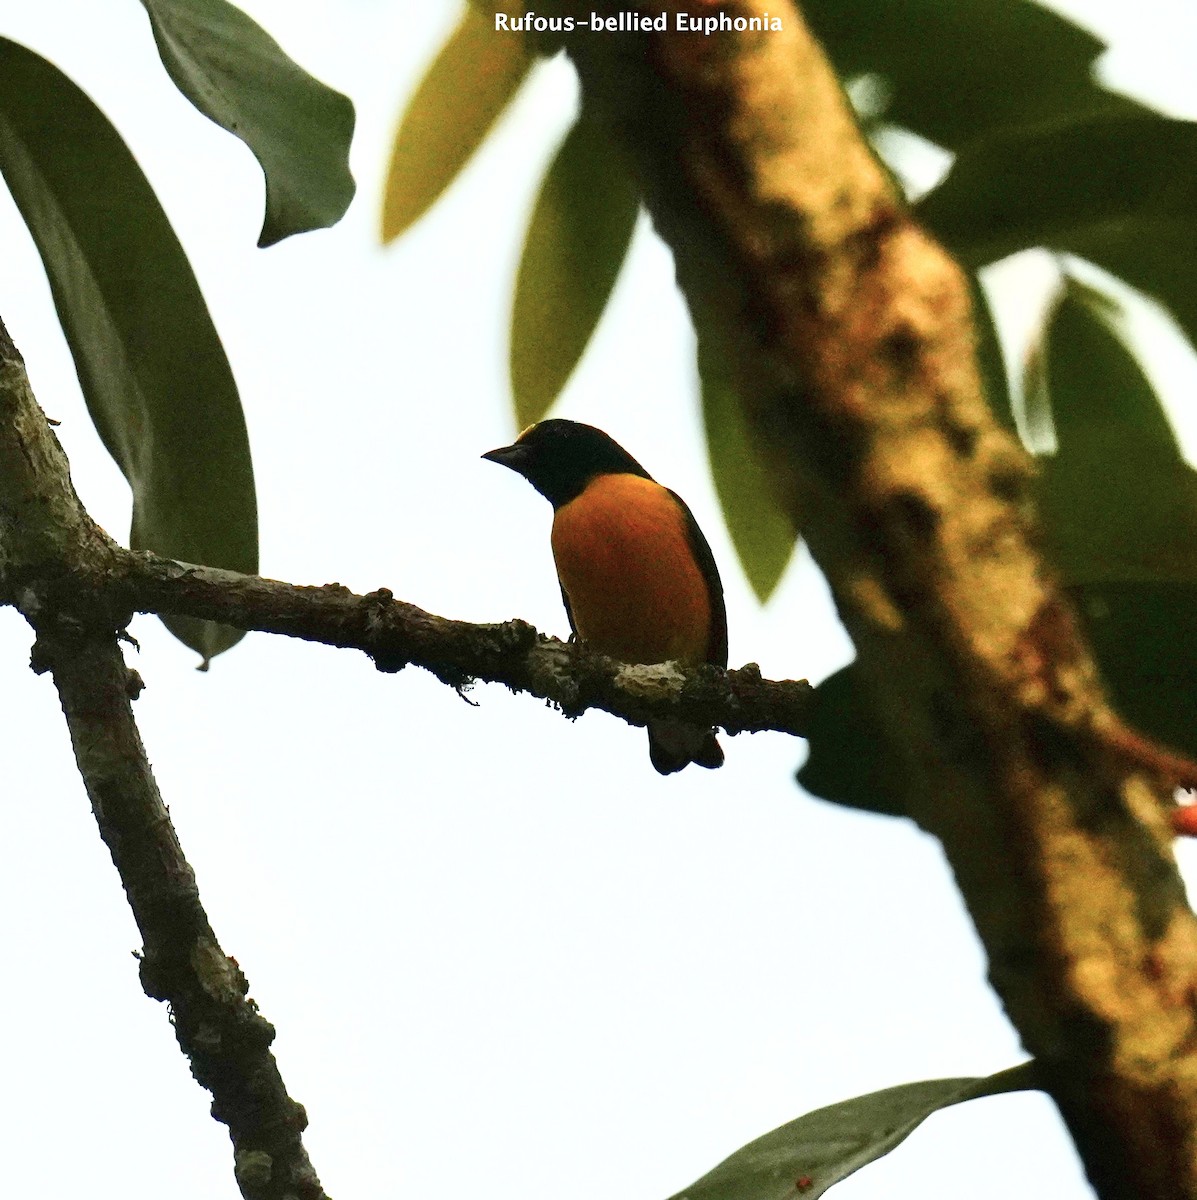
[667,489,728,669]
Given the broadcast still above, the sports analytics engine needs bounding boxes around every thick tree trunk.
[554,2,1197,1194]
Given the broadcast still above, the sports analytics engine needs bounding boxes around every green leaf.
[796,665,907,817]
[1072,582,1197,761]
[1019,315,1056,455]
[1036,280,1197,586]
[698,338,797,602]
[510,114,639,427]
[0,38,257,663]
[917,116,1197,349]
[918,116,1197,270]
[141,0,355,248]
[1046,281,1179,461]
[1076,226,1197,358]
[381,5,530,243]
[666,1063,1039,1200]
[1031,285,1197,761]
[803,0,1144,151]
[972,278,1015,433]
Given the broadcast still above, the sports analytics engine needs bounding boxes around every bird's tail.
[647,719,724,775]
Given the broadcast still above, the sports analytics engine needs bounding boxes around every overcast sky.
[2,2,1196,1198]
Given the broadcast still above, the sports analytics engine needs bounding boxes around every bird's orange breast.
[551,473,712,666]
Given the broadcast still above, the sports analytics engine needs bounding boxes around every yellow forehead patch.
[515,422,538,443]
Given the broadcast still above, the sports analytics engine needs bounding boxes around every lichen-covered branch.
[33,620,323,1200]
[553,3,1197,1196]
[102,556,812,737]
[0,319,327,1200]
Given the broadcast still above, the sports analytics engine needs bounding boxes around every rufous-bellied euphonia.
[482,419,727,774]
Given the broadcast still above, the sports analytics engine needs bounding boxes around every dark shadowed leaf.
[918,116,1197,347]
[1076,226,1197,356]
[1033,282,1197,760]
[1072,582,1197,761]
[803,0,1143,151]
[796,665,907,817]
[141,0,355,248]
[1036,279,1197,586]
[0,38,256,663]
[698,338,797,602]
[510,114,639,427]
[381,4,530,243]
[666,1063,1039,1200]
[918,117,1197,270]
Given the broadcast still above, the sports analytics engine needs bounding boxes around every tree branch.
[34,620,323,1200]
[0,301,813,1193]
[103,556,813,738]
[554,3,1197,1196]
[0,307,811,741]
[0,319,327,1200]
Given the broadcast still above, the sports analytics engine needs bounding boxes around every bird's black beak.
[481,442,529,474]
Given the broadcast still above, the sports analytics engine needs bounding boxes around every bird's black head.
[482,419,652,507]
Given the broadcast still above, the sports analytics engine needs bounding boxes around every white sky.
[1,2,1195,1198]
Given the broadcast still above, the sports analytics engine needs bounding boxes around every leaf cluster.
[0,0,355,662]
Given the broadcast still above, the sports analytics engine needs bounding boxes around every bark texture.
[103,559,812,738]
[553,2,1197,1195]
[0,319,326,1200]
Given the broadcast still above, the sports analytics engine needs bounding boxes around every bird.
[482,419,727,774]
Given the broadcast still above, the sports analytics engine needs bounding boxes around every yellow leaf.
[510,115,638,426]
[699,337,798,603]
[381,5,529,242]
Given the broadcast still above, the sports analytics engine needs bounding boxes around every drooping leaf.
[666,1063,1039,1200]
[1032,283,1197,760]
[972,277,1015,433]
[796,665,907,817]
[1072,582,1197,762]
[918,116,1197,270]
[141,0,355,248]
[1077,226,1197,357]
[1019,306,1057,455]
[0,37,256,663]
[917,116,1197,348]
[698,338,797,602]
[803,0,1144,152]
[510,113,639,427]
[381,4,530,243]
[1036,279,1197,586]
